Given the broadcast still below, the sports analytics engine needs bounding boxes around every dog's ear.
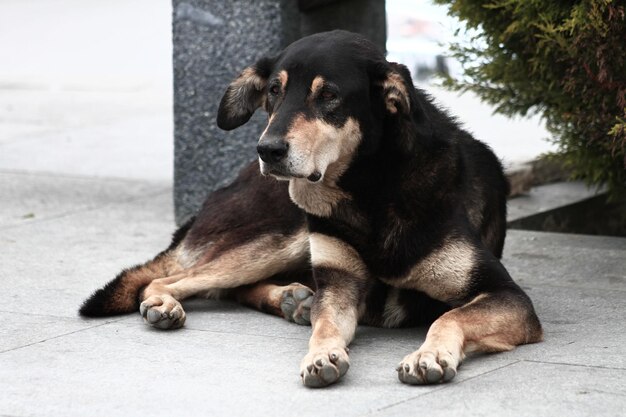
[217,56,275,130]
[369,61,433,152]
[381,63,412,115]
[369,61,412,116]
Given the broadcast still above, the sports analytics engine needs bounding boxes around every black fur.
[183,162,304,257]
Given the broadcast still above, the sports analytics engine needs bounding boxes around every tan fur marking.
[289,180,348,217]
[287,117,361,216]
[234,281,313,320]
[226,67,266,113]
[309,233,367,276]
[313,317,342,341]
[310,75,325,96]
[142,228,310,301]
[450,293,544,352]
[234,282,284,316]
[174,242,207,269]
[311,299,357,347]
[260,113,276,139]
[381,71,410,114]
[278,70,288,89]
[383,239,475,302]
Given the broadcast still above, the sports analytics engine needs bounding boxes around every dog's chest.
[377,239,475,303]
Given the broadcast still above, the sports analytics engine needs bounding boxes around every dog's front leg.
[300,233,368,388]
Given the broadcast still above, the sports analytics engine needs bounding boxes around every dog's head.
[217,30,417,183]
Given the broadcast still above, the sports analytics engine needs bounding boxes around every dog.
[80,30,543,388]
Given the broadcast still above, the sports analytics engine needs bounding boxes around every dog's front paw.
[300,345,349,388]
[140,294,186,330]
[396,344,462,385]
[280,283,314,325]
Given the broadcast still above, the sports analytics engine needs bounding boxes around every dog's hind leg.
[234,281,314,325]
[139,228,311,329]
[396,253,543,385]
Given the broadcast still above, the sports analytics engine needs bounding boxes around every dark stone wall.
[173,0,385,224]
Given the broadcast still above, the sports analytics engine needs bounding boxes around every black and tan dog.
[80,30,542,387]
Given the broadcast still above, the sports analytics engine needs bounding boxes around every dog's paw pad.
[280,283,314,325]
[140,294,186,330]
[397,347,459,385]
[300,346,349,388]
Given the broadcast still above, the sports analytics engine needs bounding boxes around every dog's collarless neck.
[288,178,349,218]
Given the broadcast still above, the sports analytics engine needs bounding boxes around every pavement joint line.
[369,360,522,415]
[0,318,126,355]
[0,188,172,232]
[520,358,626,371]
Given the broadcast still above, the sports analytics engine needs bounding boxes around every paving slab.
[0,111,173,181]
[0,172,170,229]
[0,88,169,142]
[510,286,626,369]
[0,187,175,318]
[375,361,626,417]
[503,230,626,292]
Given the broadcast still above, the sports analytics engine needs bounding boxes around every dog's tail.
[78,217,195,317]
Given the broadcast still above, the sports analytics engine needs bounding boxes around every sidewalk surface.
[1,1,625,416]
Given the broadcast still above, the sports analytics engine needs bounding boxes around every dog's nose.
[257,140,289,163]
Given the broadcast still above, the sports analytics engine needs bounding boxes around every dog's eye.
[320,91,336,101]
[269,85,280,96]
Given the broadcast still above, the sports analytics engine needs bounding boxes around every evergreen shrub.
[434,0,626,195]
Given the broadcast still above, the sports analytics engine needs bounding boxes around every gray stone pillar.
[173,0,299,224]
[173,0,386,225]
